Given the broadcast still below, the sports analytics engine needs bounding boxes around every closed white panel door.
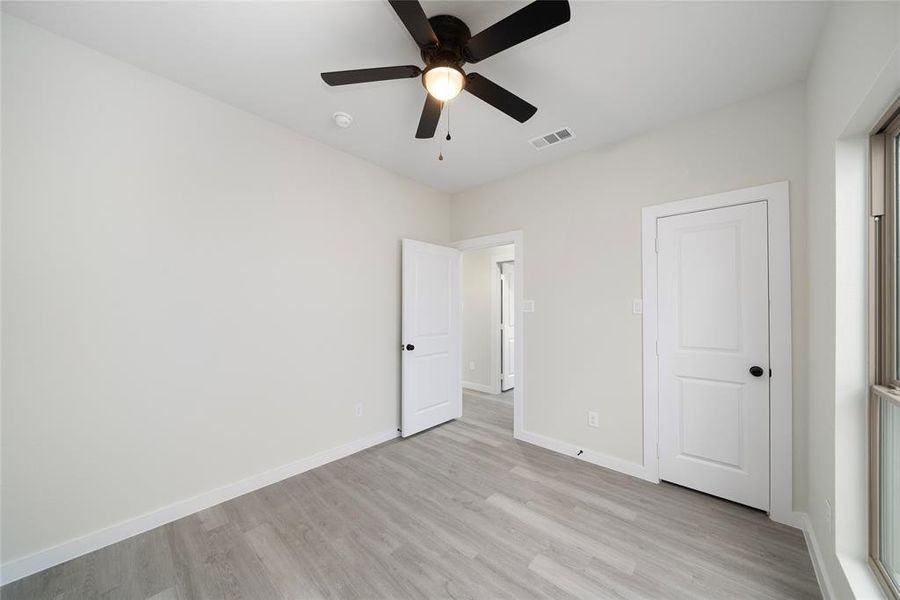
[402,239,461,437]
[657,201,770,510]
[501,262,515,391]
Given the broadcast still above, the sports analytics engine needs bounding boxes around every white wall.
[0,16,450,566]
[451,84,808,496]
[461,244,513,391]
[804,3,900,597]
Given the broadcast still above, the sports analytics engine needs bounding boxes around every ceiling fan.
[320,0,571,139]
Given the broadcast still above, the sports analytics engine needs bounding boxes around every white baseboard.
[515,429,653,483]
[771,509,805,530]
[0,428,399,586]
[462,381,493,394]
[798,512,836,600]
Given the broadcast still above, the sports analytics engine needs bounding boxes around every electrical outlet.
[469,361,476,371]
[588,411,599,428]
[633,299,643,314]
[825,499,833,534]
[355,403,363,417]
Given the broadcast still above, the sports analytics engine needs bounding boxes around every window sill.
[838,553,889,599]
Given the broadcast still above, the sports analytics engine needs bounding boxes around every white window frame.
[869,102,900,600]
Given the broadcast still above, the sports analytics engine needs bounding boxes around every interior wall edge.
[799,512,837,600]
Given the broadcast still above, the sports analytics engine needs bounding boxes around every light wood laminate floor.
[3,391,820,599]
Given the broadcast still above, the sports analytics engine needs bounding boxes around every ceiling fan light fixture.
[320,0,570,137]
[423,66,464,102]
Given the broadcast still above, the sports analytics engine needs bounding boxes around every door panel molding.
[641,181,796,526]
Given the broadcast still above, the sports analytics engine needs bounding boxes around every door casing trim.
[641,181,796,527]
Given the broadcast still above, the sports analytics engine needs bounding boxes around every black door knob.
[405,344,415,351]
[749,366,764,377]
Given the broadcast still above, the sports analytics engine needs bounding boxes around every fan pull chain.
[438,101,447,161]
[446,100,452,141]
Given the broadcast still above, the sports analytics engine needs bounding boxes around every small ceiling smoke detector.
[332,112,353,128]
[529,127,575,150]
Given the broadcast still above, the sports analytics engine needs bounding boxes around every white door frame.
[491,250,515,394]
[641,181,796,527]
[498,259,516,392]
[453,231,524,438]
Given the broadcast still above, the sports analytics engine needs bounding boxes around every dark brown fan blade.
[388,0,438,48]
[464,0,570,63]
[321,65,421,86]
[415,94,442,138]
[464,73,536,123]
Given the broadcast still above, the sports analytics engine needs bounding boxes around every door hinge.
[654,237,660,253]
[656,443,659,459]
[655,340,659,356]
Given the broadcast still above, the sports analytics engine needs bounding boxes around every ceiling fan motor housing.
[421,15,471,68]
[420,15,471,94]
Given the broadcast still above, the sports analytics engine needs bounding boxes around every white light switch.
[522,300,535,313]
[633,299,643,314]
[469,361,476,371]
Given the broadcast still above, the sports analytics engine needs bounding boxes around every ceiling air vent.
[530,127,575,150]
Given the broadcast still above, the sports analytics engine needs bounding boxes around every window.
[871,103,900,599]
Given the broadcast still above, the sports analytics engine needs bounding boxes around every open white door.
[500,262,515,391]
[657,201,770,510]
[401,239,461,437]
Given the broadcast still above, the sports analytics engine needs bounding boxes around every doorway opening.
[460,243,515,433]
[399,231,524,439]
[453,231,524,438]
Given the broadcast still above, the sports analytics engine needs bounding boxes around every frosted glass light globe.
[424,66,464,101]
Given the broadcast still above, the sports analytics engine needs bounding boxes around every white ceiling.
[3,1,827,193]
